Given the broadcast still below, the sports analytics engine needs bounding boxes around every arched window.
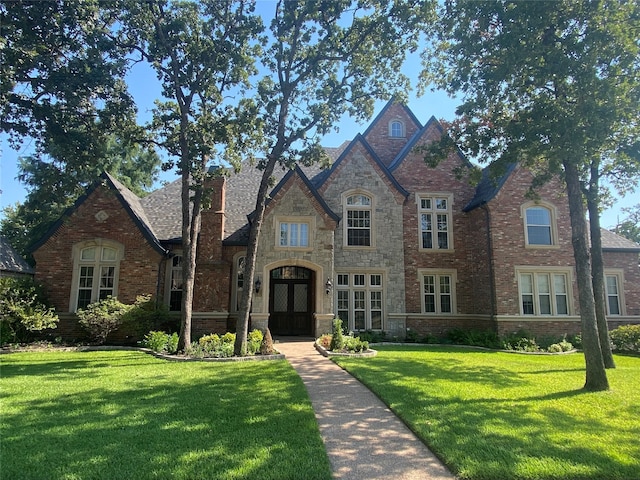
[345,193,372,247]
[389,120,405,138]
[523,204,557,246]
[71,240,123,311]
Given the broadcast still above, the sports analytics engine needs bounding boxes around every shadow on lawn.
[338,349,639,480]
[1,352,331,480]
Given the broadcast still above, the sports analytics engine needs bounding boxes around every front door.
[269,267,313,336]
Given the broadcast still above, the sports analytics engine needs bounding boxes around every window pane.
[300,223,309,247]
[370,274,381,287]
[422,231,433,249]
[440,295,452,313]
[353,291,365,308]
[80,247,96,261]
[522,295,534,314]
[354,311,365,330]
[528,226,552,245]
[337,274,349,286]
[78,290,93,310]
[606,276,618,295]
[436,198,447,210]
[273,284,288,312]
[280,223,288,246]
[371,311,382,330]
[526,207,550,225]
[354,275,365,286]
[556,296,568,315]
[520,274,533,294]
[608,295,620,315]
[347,195,371,206]
[101,247,116,261]
[421,198,431,209]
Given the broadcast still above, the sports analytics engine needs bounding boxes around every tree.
[0,138,160,260]
[1,0,159,259]
[234,0,436,355]
[1,0,138,162]
[117,0,263,350]
[615,204,640,244]
[422,0,640,390]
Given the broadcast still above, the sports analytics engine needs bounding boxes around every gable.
[317,134,408,203]
[362,100,422,167]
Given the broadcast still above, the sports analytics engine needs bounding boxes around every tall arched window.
[345,193,372,246]
[523,203,557,246]
[71,240,123,311]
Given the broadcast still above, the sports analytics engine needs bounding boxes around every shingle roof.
[463,163,518,212]
[599,227,640,252]
[0,236,34,275]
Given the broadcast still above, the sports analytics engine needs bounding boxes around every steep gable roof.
[263,165,340,223]
[599,227,640,252]
[31,173,166,255]
[362,98,422,138]
[0,236,34,275]
[316,134,409,198]
[388,116,473,173]
[463,163,518,212]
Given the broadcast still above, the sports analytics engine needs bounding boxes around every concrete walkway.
[275,338,456,480]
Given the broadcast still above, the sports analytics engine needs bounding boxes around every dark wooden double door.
[269,267,313,336]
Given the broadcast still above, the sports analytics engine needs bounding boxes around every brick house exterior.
[32,101,640,341]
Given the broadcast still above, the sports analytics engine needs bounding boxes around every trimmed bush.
[77,296,131,345]
[610,325,640,353]
[329,318,346,351]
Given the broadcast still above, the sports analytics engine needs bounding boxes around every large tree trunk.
[563,160,609,391]
[234,155,279,356]
[586,165,615,368]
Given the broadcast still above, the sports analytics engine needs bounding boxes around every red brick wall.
[603,251,640,317]
[364,103,421,167]
[33,184,164,313]
[392,121,480,316]
[487,167,578,316]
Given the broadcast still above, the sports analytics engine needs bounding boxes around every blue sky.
[0,1,636,229]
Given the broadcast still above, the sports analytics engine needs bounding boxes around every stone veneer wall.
[320,145,407,334]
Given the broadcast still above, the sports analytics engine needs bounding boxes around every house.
[0,236,34,278]
[31,101,640,341]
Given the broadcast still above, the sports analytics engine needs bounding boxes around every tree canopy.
[421,0,640,391]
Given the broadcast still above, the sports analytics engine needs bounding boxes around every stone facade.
[31,101,640,343]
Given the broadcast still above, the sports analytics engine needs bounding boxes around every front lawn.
[0,350,331,480]
[333,346,640,480]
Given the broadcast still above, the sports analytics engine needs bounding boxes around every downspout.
[481,203,497,329]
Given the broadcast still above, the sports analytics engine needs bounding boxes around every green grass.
[333,346,640,480]
[0,350,331,480]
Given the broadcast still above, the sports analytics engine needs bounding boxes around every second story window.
[279,222,309,247]
[523,204,556,246]
[419,195,452,250]
[345,194,372,247]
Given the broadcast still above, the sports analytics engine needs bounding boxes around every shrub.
[317,333,332,349]
[247,329,264,355]
[502,330,541,352]
[120,295,170,340]
[141,331,179,354]
[446,328,501,348]
[358,329,386,343]
[610,325,640,353]
[330,318,345,351]
[0,277,59,345]
[77,296,131,345]
[344,336,369,353]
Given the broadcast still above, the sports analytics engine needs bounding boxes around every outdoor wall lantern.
[325,278,333,295]
[254,277,262,294]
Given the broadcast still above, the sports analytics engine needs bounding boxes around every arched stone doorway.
[268,266,314,336]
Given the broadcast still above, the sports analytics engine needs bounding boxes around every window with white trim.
[605,272,625,316]
[389,120,405,138]
[518,271,569,315]
[168,254,183,311]
[336,272,383,330]
[279,222,309,247]
[345,194,372,247]
[523,204,557,246]
[420,270,456,314]
[72,242,122,311]
[418,194,452,250]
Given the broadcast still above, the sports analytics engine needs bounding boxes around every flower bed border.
[314,341,377,358]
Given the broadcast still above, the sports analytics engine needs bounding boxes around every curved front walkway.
[275,338,456,480]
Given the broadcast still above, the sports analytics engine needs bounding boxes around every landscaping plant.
[0,276,59,344]
[76,296,132,344]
